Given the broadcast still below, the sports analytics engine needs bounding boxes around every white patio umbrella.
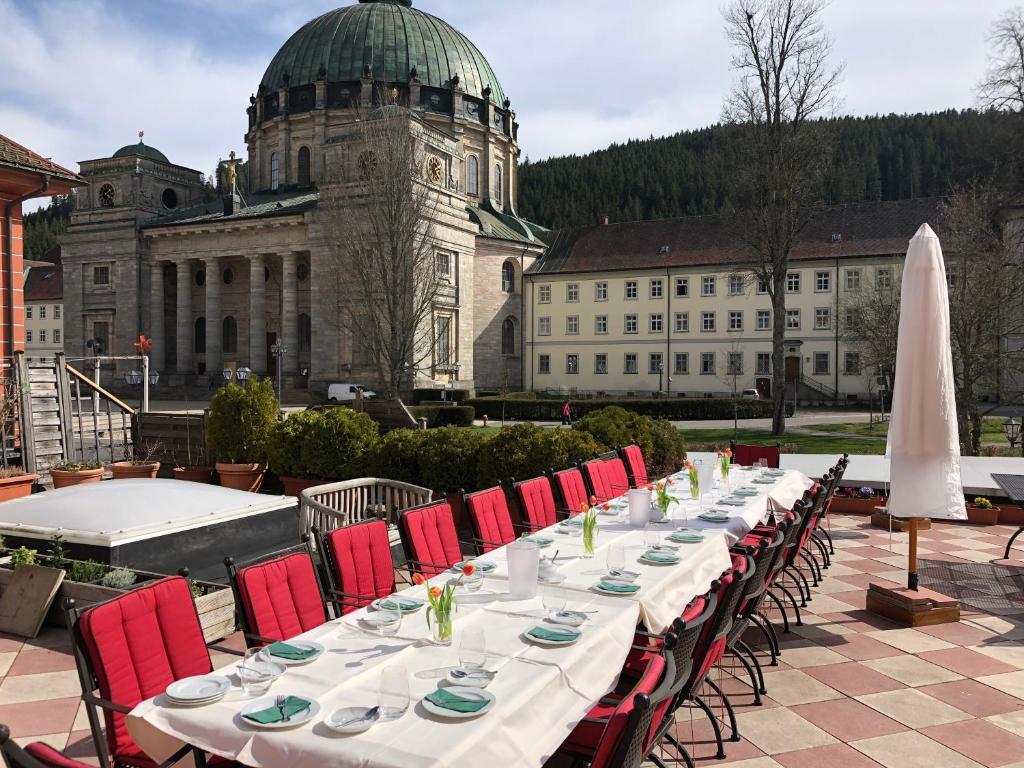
[886,223,967,591]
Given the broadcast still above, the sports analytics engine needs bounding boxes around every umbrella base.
[866,580,959,627]
[871,508,932,532]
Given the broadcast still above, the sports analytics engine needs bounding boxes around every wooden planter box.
[870,508,931,532]
[832,495,887,516]
[998,504,1024,526]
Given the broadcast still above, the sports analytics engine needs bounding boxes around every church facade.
[61,0,546,394]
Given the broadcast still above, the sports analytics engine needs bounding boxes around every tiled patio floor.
[2,514,1023,767]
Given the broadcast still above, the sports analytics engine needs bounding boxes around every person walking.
[561,399,572,426]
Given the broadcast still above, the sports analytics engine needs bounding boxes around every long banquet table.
[127,467,812,768]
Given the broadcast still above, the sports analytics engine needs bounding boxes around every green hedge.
[300,409,380,481]
[572,406,686,477]
[267,410,321,478]
[407,405,475,428]
[465,396,792,421]
[412,388,469,404]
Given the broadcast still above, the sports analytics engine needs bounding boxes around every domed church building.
[61,0,546,394]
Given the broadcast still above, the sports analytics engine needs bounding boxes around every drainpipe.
[3,174,50,362]
[665,267,671,395]
[834,255,840,403]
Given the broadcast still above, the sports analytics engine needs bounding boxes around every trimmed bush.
[418,427,488,493]
[547,429,605,473]
[267,410,321,478]
[408,405,475,428]
[648,418,687,476]
[370,428,429,487]
[465,396,792,421]
[206,378,279,464]
[301,408,380,481]
[412,388,469,404]
[574,407,653,462]
[475,423,558,489]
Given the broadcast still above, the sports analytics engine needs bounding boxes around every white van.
[327,383,377,402]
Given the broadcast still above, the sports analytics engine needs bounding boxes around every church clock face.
[426,156,444,183]
[98,183,115,207]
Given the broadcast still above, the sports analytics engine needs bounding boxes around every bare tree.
[840,266,901,382]
[320,97,445,398]
[978,7,1024,112]
[722,0,843,435]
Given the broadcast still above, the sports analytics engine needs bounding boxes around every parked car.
[327,383,377,402]
[741,388,761,400]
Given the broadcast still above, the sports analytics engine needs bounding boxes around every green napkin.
[597,581,640,593]
[642,551,680,563]
[524,537,553,546]
[735,488,758,495]
[753,478,776,484]
[243,695,311,724]
[719,498,746,506]
[528,625,581,642]
[380,598,422,611]
[699,513,730,522]
[457,561,496,572]
[425,688,490,713]
[670,532,704,542]
[266,642,317,660]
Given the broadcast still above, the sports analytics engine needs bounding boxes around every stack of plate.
[165,675,231,706]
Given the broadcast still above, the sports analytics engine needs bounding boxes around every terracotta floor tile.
[803,662,905,697]
[0,697,80,737]
[986,709,1024,738]
[920,648,1019,678]
[917,622,998,646]
[828,590,868,610]
[668,711,766,764]
[978,672,1024,700]
[816,633,905,662]
[861,655,964,687]
[62,730,98,760]
[865,628,957,654]
[759,670,844,707]
[7,648,78,676]
[971,643,1024,671]
[851,730,984,768]
[0,670,82,705]
[774,742,884,768]
[856,688,972,728]
[921,718,1024,767]
[734,708,836,755]
[0,633,25,654]
[774,643,849,669]
[918,679,1024,717]
[789,698,906,742]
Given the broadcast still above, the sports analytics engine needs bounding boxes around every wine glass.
[542,586,566,618]
[378,665,410,720]
[459,627,487,670]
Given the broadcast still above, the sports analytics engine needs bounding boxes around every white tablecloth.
[127,469,810,768]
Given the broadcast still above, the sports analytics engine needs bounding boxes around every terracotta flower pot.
[830,495,885,516]
[215,462,266,492]
[280,476,322,499]
[966,505,1000,526]
[51,467,104,489]
[0,473,38,501]
[110,461,160,480]
[173,466,214,484]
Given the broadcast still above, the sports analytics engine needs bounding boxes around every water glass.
[239,647,275,697]
[459,627,487,669]
[644,524,661,550]
[378,664,410,720]
[542,586,566,618]
[606,543,626,573]
[375,609,403,637]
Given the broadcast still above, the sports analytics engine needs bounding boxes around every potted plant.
[110,441,161,480]
[967,496,1000,526]
[0,466,37,501]
[173,415,213,484]
[206,378,278,491]
[831,486,886,515]
[50,460,104,489]
[267,410,323,498]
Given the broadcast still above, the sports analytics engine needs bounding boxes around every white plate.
[699,513,730,523]
[165,675,231,704]
[593,582,641,596]
[538,571,566,584]
[522,537,554,548]
[240,695,320,730]
[445,667,496,688]
[422,686,495,719]
[549,610,587,627]
[323,706,378,734]
[358,612,402,630]
[260,640,325,666]
[639,553,680,566]
[372,596,425,614]
[523,626,581,646]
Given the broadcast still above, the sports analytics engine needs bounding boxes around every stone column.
[204,256,222,376]
[175,261,193,375]
[249,255,266,374]
[149,260,165,375]
[281,252,299,377]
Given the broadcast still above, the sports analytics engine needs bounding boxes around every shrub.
[301,408,380,481]
[574,407,653,460]
[370,428,429,487]
[407,405,475,428]
[69,559,106,583]
[53,461,102,471]
[206,378,279,464]
[465,396,792,421]
[10,546,37,567]
[418,427,488,492]
[100,567,136,589]
[412,388,469,404]
[476,423,559,488]
[267,411,321,478]
[547,429,605,473]
[647,419,687,476]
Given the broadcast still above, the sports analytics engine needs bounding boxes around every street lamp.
[270,343,286,402]
[124,370,143,386]
[148,369,159,386]
[236,367,251,385]
[1003,417,1023,456]
[222,368,234,384]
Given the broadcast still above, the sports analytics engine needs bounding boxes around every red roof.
[0,133,82,184]
[533,198,944,274]
[24,259,62,301]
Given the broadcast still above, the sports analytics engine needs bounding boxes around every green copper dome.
[112,140,169,164]
[260,0,506,104]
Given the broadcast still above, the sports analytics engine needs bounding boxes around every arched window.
[297,146,311,187]
[501,317,516,355]
[222,316,238,354]
[501,261,515,293]
[270,152,280,191]
[467,155,479,195]
[493,163,502,204]
[299,313,311,355]
[194,317,206,353]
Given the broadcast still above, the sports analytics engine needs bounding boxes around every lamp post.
[656,362,663,395]
[1003,416,1023,456]
[236,367,251,386]
[270,343,286,402]
[222,368,233,385]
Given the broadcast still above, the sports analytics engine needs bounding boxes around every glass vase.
[429,607,454,645]
[582,525,597,558]
[690,480,700,500]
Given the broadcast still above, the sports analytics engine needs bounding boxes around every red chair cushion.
[399,501,462,576]
[516,477,557,532]
[583,461,614,502]
[732,444,781,468]
[25,743,93,768]
[554,468,589,516]
[466,487,516,552]
[236,552,327,642]
[621,445,648,488]
[605,458,630,496]
[78,576,211,766]
[325,521,396,614]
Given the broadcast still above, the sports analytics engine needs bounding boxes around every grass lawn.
[680,427,886,455]
[813,417,1006,440]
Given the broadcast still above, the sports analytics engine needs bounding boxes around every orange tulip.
[430,587,443,599]
[601,502,611,511]
[412,573,426,585]
[579,501,589,512]
[589,495,598,506]
[725,448,733,458]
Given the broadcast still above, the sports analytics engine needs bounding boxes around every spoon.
[335,706,380,728]
[451,668,496,680]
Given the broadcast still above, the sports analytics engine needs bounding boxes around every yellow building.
[524,199,940,402]
[23,257,63,364]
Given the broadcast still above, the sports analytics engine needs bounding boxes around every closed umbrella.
[886,223,967,590]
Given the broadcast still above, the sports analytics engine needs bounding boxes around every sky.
[0,0,1019,188]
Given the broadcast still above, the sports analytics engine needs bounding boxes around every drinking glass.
[375,609,402,637]
[378,665,410,720]
[239,647,275,697]
[606,543,626,573]
[644,524,661,550]
[542,586,566,618]
[459,627,487,670]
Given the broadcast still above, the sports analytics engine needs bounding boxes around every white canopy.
[885,223,967,520]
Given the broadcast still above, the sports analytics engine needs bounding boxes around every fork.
[275,694,290,723]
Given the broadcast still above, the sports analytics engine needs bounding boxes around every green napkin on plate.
[528,625,581,642]
[524,537,553,546]
[425,688,490,713]
[598,581,640,593]
[266,642,317,660]
[719,498,746,506]
[380,598,422,611]
[753,478,776,484]
[642,551,680,563]
[699,513,730,522]
[735,488,758,495]
[243,695,311,724]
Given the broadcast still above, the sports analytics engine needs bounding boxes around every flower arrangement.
[683,460,699,500]
[654,479,679,517]
[717,448,732,482]
[853,486,876,499]
[973,496,994,509]
[413,563,476,645]
[580,501,599,557]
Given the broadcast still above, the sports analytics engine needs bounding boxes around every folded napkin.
[425,688,490,713]
[670,534,704,543]
[699,513,730,522]
[753,478,776,484]
[719,498,746,506]
[765,469,786,476]
[524,537,553,546]
[243,695,311,724]
[380,597,422,611]
[266,642,317,660]
[528,625,581,642]
[597,581,640,593]
[642,551,679,563]
[735,488,758,495]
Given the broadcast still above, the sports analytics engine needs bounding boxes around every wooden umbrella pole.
[908,516,919,591]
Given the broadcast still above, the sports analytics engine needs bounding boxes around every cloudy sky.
[0,0,1018,183]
